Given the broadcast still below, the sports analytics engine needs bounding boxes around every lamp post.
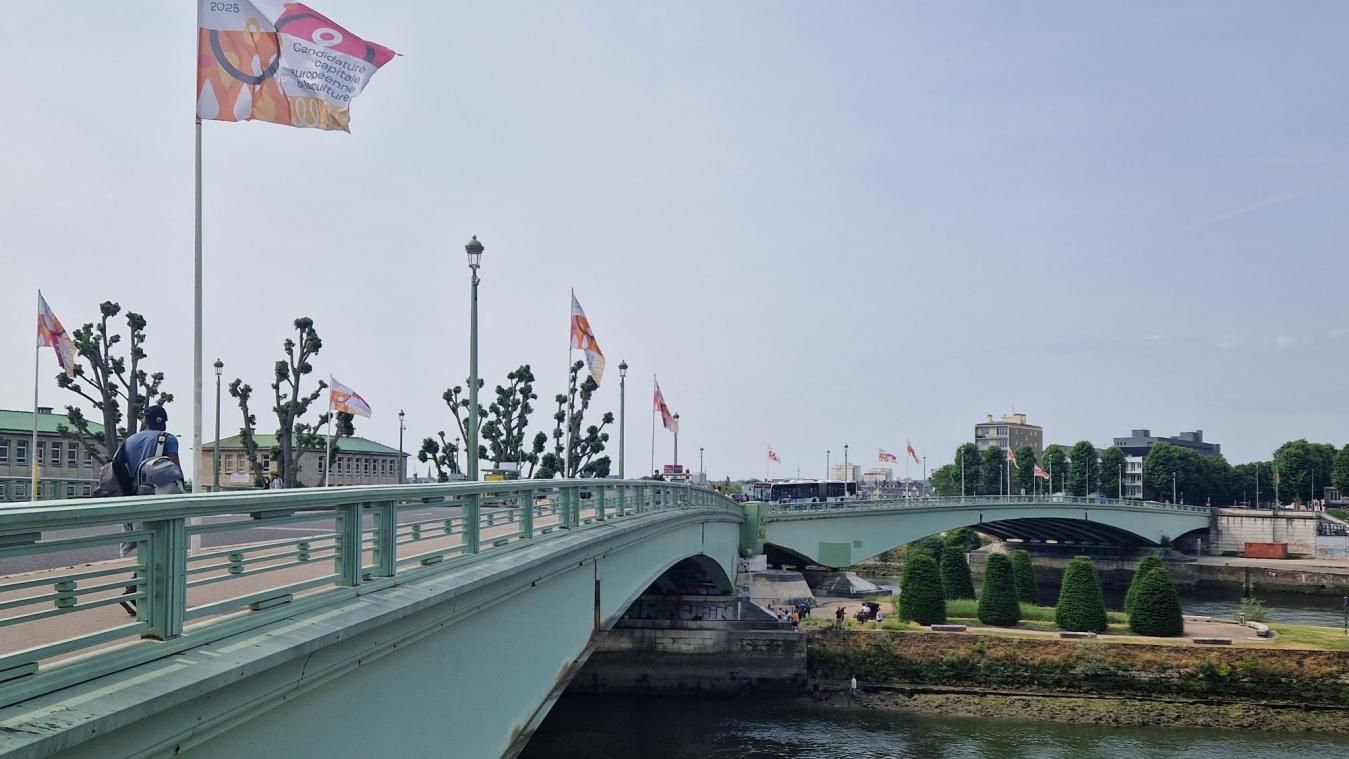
[672,412,680,468]
[212,359,223,492]
[1173,472,1178,504]
[398,409,406,484]
[618,360,628,478]
[826,449,831,480]
[699,446,704,483]
[465,236,483,481]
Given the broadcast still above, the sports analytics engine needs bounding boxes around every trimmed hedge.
[1130,565,1184,637]
[1124,555,1163,616]
[900,553,947,625]
[1055,556,1109,633]
[1010,549,1038,605]
[977,553,1020,626]
[940,545,976,600]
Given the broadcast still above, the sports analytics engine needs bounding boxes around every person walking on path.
[850,675,859,699]
[835,606,846,629]
[110,405,183,614]
[790,609,800,632]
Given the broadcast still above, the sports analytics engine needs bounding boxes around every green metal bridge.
[745,495,1212,567]
[0,485,1208,757]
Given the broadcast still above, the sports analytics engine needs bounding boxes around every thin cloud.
[1177,178,1349,234]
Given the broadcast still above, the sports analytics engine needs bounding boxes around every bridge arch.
[757,498,1211,568]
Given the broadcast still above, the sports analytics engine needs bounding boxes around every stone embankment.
[807,630,1349,732]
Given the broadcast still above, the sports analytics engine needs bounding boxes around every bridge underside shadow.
[760,503,1211,568]
[19,510,740,759]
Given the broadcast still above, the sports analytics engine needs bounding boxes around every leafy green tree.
[1129,566,1184,637]
[1273,439,1336,504]
[979,445,1004,496]
[1142,443,1190,502]
[1099,447,1128,499]
[939,544,976,599]
[1054,556,1108,633]
[229,318,353,488]
[537,361,613,478]
[1067,441,1099,496]
[55,301,174,464]
[1010,549,1038,604]
[1333,445,1349,494]
[906,535,945,564]
[1012,446,1037,495]
[930,464,960,496]
[956,443,981,496]
[1041,445,1068,493]
[943,527,983,552]
[899,554,946,625]
[1232,461,1269,507]
[1124,555,1163,616]
[977,553,1020,626]
[479,364,539,473]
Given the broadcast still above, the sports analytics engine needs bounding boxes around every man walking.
[112,405,183,614]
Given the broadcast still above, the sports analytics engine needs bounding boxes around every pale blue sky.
[2,2,1347,480]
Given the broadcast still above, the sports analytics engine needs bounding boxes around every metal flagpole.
[192,115,204,494]
[649,375,656,477]
[564,290,574,478]
[32,292,40,501]
[324,393,334,487]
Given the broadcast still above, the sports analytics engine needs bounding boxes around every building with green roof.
[199,433,408,490]
[0,407,105,503]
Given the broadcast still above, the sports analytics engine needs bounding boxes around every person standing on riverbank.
[850,675,858,698]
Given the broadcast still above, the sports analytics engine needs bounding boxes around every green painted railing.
[760,494,1211,519]
[0,479,738,707]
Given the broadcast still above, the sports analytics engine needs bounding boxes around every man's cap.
[145,405,168,423]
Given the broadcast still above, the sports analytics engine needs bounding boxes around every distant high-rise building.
[974,413,1043,459]
[1112,429,1222,499]
[830,463,861,484]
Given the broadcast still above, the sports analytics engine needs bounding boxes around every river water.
[523,695,1349,758]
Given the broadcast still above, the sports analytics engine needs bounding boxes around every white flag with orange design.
[197,1,396,131]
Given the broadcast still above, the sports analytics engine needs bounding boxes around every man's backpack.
[136,433,184,496]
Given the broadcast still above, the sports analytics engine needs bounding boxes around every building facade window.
[66,443,77,467]
[82,483,92,497]
[0,439,8,465]
[16,441,28,465]
[66,483,77,499]
[36,441,45,465]
[16,482,28,499]
[84,448,93,467]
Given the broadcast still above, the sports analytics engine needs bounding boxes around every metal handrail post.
[597,486,606,521]
[521,489,534,539]
[465,492,481,553]
[144,517,186,641]
[373,501,397,577]
[337,502,363,587]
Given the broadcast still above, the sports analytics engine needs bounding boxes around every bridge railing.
[759,494,1210,518]
[0,479,737,706]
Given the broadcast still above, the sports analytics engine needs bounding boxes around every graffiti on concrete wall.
[624,596,736,621]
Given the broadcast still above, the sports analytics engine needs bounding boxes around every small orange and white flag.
[570,292,606,384]
[329,376,372,417]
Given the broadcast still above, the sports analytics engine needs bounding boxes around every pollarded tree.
[230,317,353,488]
[977,553,1020,626]
[979,445,1005,496]
[479,364,539,472]
[1067,441,1099,496]
[1129,566,1184,637]
[55,301,174,464]
[1054,556,1108,633]
[1124,555,1163,616]
[1012,446,1037,496]
[899,553,946,625]
[1010,549,1038,605]
[1042,445,1068,494]
[1099,446,1128,499]
[417,433,461,482]
[939,544,976,600]
[536,361,613,478]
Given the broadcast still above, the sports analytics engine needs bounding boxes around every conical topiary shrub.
[1124,555,1163,616]
[977,553,1020,626]
[940,544,976,600]
[900,553,946,625]
[1054,556,1109,633]
[1010,549,1038,605]
[1129,565,1184,637]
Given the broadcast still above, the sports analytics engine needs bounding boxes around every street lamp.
[465,235,483,481]
[827,449,831,480]
[618,360,628,478]
[1172,472,1178,504]
[844,444,849,495]
[672,412,680,467]
[699,446,704,483]
[398,409,406,484]
[212,358,223,492]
